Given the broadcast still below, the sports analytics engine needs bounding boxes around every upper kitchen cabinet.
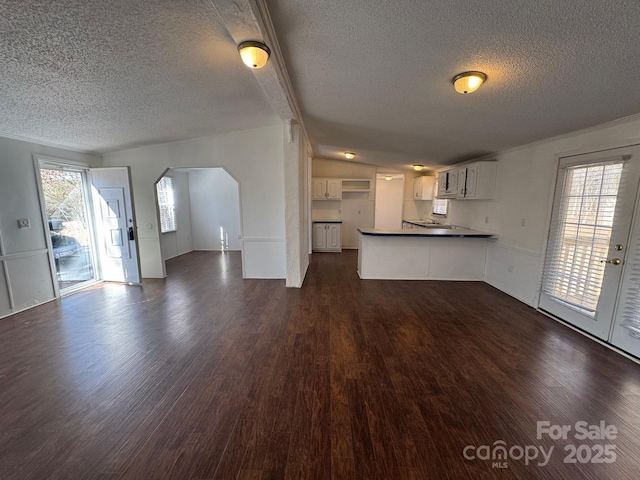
[437,162,497,200]
[458,162,497,199]
[437,170,459,198]
[312,178,342,200]
[413,176,435,200]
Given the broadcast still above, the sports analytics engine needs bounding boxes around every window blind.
[432,180,448,215]
[541,161,624,315]
[157,177,176,233]
[619,238,640,339]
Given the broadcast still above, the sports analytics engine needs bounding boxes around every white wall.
[283,123,310,287]
[188,168,242,251]
[102,125,286,279]
[0,136,101,318]
[446,114,640,306]
[159,170,193,261]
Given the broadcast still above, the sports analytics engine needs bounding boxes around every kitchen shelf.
[341,179,371,193]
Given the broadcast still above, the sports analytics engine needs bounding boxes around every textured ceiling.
[268,0,640,169]
[4,1,640,167]
[0,0,280,152]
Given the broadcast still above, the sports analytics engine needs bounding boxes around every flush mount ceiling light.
[413,165,424,171]
[345,152,356,160]
[384,175,393,181]
[452,71,487,94]
[238,41,271,68]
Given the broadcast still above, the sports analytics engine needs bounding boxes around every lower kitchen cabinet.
[313,222,342,252]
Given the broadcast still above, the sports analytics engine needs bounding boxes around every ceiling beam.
[207,0,311,152]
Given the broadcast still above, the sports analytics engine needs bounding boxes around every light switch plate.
[17,218,31,228]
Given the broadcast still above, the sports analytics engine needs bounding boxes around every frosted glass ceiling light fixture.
[413,165,424,171]
[384,175,393,181]
[452,71,487,94]
[238,41,271,68]
[345,152,356,160]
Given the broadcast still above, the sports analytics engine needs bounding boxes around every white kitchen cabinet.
[457,162,497,199]
[413,176,435,200]
[436,162,497,200]
[312,178,341,200]
[437,170,459,198]
[313,222,342,252]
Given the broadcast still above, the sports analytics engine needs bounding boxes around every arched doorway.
[155,167,243,276]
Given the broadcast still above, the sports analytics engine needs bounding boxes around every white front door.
[540,146,640,342]
[90,167,141,283]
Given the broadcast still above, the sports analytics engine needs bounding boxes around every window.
[432,180,448,216]
[542,162,623,314]
[157,176,176,233]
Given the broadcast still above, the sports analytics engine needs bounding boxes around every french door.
[540,145,640,354]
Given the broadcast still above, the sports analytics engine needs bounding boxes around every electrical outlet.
[17,218,30,229]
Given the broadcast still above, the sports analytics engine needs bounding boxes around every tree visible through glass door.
[40,168,97,292]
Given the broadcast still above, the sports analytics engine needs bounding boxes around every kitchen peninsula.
[357,227,495,280]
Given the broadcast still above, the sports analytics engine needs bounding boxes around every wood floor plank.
[1,250,640,479]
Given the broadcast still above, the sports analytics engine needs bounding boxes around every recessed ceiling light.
[238,41,271,69]
[452,71,487,94]
[345,152,356,160]
[413,165,424,171]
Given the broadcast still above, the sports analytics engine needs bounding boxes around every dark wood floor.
[1,251,640,479]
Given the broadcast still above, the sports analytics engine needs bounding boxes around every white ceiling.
[268,0,640,169]
[3,1,640,169]
[0,0,279,153]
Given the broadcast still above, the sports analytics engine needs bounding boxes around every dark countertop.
[358,227,494,238]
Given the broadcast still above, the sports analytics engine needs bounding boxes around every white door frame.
[537,137,640,308]
[90,166,141,284]
[537,139,640,357]
[33,155,102,297]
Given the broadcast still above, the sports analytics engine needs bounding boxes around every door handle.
[600,258,621,265]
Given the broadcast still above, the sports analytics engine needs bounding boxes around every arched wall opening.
[154,167,243,276]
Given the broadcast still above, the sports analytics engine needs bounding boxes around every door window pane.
[40,168,97,292]
[542,163,623,314]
